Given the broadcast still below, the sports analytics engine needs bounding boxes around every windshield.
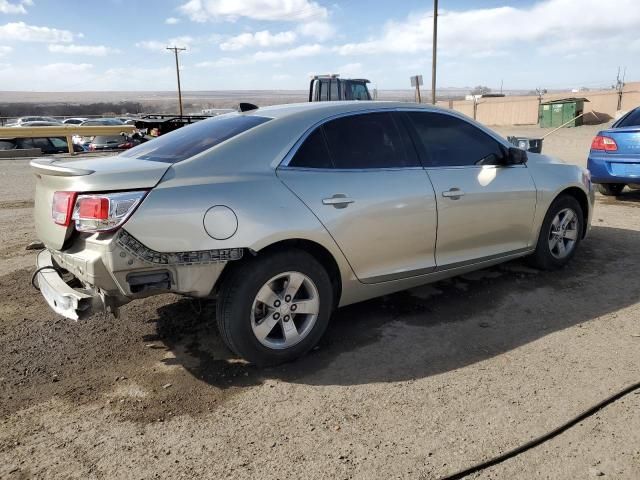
[120,114,271,163]
[615,108,640,128]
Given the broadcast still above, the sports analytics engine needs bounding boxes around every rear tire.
[528,195,583,270]
[597,183,625,196]
[216,249,333,366]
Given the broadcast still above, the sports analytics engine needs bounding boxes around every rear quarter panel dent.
[123,173,356,283]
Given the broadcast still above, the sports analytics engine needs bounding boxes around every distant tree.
[470,85,492,95]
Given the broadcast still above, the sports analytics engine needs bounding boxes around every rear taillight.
[591,135,618,152]
[52,191,77,226]
[118,142,133,149]
[72,191,147,232]
[78,196,109,220]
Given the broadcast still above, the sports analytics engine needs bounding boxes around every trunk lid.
[601,127,640,157]
[32,155,171,250]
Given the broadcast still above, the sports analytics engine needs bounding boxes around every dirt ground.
[1,124,639,479]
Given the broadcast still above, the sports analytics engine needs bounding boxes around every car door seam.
[273,169,362,283]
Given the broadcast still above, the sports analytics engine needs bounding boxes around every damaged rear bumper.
[34,230,243,320]
[35,250,105,320]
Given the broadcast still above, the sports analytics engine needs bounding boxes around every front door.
[278,111,438,283]
[405,111,537,268]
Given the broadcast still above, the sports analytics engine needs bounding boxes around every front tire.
[216,249,333,366]
[597,183,625,196]
[528,195,583,270]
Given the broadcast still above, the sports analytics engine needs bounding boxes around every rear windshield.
[615,108,640,128]
[120,114,271,163]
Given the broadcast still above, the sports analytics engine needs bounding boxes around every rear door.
[277,111,438,283]
[405,111,537,268]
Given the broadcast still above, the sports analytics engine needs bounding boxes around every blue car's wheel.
[597,183,625,196]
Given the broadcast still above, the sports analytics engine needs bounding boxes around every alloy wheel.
[548,207,579,259]
[250,271,320,350]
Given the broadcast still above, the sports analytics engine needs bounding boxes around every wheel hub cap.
[548,207,579,259]
[250,271,320,350]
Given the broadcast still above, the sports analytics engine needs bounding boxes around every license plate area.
[610,163,640,177]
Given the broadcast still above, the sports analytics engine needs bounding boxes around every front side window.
[323,112,418,169]
[50,137,68,148]
[120,114,271,163]
[407,112,504,167]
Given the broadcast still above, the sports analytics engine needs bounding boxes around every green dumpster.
[538,97,589,128]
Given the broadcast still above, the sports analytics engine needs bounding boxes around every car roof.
[248,101,443,121]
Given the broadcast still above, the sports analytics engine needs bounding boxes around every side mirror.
[506,147,527,165]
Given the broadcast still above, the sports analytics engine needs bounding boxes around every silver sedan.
[31,102,594,365]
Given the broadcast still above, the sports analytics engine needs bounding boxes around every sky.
[0,0,638,92]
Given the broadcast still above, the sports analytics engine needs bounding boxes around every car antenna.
[238,102,259,112]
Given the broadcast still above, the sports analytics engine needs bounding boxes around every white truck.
[308,74,372,101]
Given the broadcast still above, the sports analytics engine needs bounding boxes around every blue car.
[588,107,640,196]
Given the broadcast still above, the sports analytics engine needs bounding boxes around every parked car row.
[1,116,147,154]
[0,137,84,154]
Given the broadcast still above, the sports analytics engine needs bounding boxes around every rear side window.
[0,140,15,150]
[289,128,333,168]
[615,108,640,128]
[407,112,504,167]
[330,80,339,100]
[323,112,418,169]
[344,83,370,100]
[120,115,271,163]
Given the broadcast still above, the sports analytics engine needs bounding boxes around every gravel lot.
[1,124,639,479]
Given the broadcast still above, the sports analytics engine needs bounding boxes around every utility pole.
[431,0,438,105]
[167,46,186,116]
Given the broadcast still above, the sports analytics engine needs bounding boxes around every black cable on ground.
[439,381,640,480]
[31,266,60,291]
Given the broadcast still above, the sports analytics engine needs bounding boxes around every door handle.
[322,194,355,208]
[442,188,465,199]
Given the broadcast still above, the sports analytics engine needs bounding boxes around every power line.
[167,46,187,116]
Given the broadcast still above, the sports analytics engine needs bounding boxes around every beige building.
[437,82,640,126]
